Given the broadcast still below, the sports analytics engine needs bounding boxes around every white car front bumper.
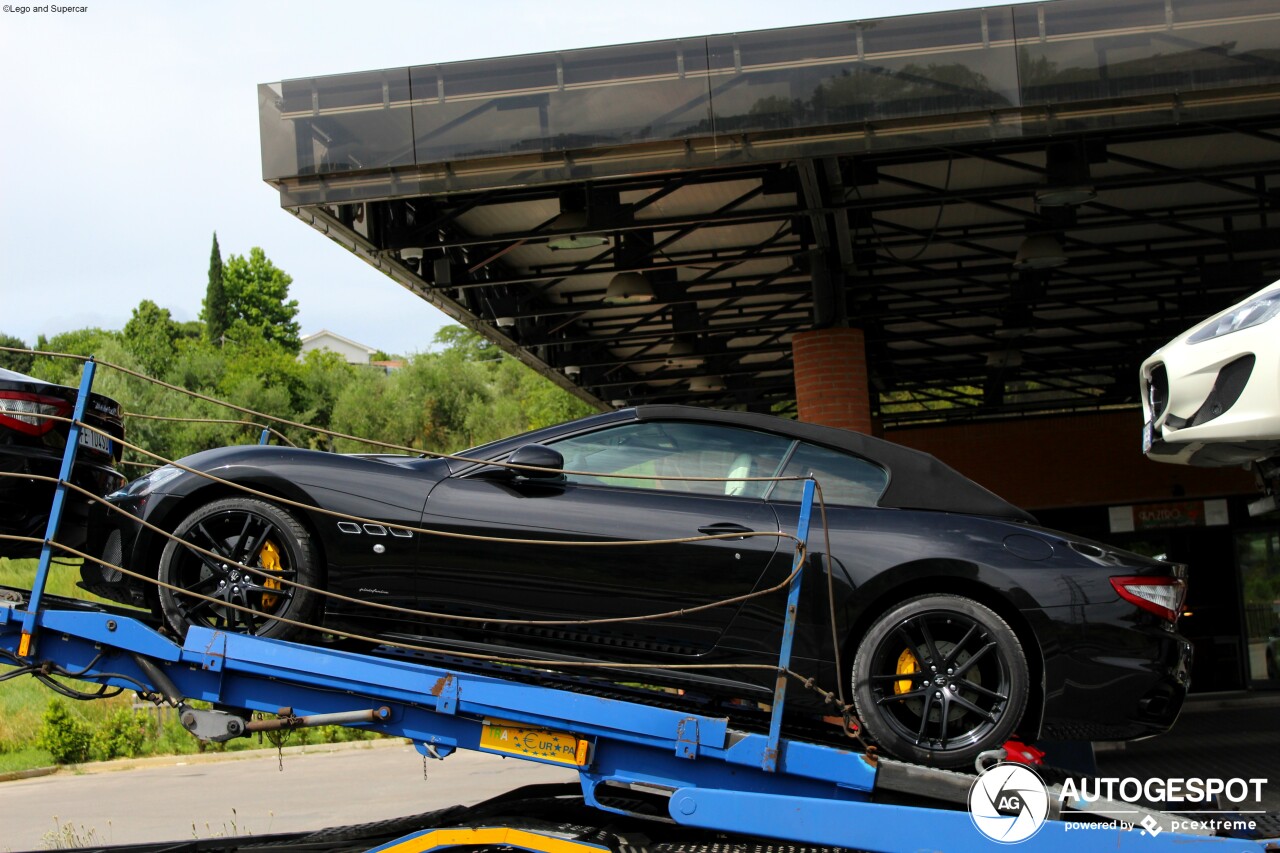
[1141,281,1280,467]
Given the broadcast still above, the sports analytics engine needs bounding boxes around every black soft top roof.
[635,405,1035,523]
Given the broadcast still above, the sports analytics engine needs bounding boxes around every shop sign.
[1109,499,1229,533]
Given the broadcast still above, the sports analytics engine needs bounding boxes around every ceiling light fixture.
[546,194,609,250]
[1035,185,1097,207]
[664,340,705,368]
[399,247,424,272]
[1013,234,1068,270]
[547,219,608,250]
[495,316,516,328]
[689,375,726,393]
[564,364,581,376]
[605,272,654,304]
[1035,141,1097,207]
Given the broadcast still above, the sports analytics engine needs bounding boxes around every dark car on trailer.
[0,367,126,558]
[84,405,1191,769]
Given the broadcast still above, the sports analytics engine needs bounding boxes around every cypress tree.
[203,232,228,343]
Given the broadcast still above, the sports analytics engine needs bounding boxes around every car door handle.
[698,522,754,539]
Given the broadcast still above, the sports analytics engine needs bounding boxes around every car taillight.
[1110,576,1187,623]
[0,391,72,437]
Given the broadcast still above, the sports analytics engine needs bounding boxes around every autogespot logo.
[969,762,1050,844]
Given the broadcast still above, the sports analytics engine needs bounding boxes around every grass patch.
[0,558,136,765]
[0,745,53,774]
[0,558,384,775]
[0,556,116,604]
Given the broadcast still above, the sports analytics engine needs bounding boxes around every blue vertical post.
[259,429,270,445]
[762,478,816,772]
[20,359,97,657]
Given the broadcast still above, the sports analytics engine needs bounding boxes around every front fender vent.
[1188,354,1255,428]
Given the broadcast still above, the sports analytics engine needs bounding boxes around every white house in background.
[300,330,379,364]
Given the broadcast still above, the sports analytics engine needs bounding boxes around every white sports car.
[1141,279,1280,467]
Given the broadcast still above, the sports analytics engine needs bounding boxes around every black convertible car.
[83,405,1190,768]
[0,367,125,558]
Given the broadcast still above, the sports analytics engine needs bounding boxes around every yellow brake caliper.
[258,540,284,611]
[895,648,920,694]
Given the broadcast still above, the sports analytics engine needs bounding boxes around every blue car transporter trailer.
[1,358,1276,853]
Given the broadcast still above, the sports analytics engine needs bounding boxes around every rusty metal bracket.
[200,631,228,672]
[437,674,459,714]
[676,717,699,759]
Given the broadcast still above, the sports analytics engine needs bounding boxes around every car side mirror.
[503,444,565,480]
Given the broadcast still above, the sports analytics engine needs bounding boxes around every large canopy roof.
[259,0,1280,426]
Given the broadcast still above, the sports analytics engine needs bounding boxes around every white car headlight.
[1188,291,1280,343]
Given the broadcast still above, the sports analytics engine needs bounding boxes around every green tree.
[36,699,91,765]
[295,348,356,447]
[221,247,301,353]
[515,367,597,429]
[0,332,32,373]
[122,300,179,378]
[331,324,598,453]
[202,232,228,343]
[176,320,203,341]
[216,318,304,436]
[432,325,500,361]
[28,328,123,386]
[90,706,154,761]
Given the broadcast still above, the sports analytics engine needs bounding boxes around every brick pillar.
[792,326,872,433]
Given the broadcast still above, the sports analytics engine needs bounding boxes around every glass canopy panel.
[1166,0,1280,91]
[704,12,1020,136]
[261,69,414,179]
[408,40,711,164]
[258,0,1280,189]
[850,9,1020,122]
[1013,0,1280,105]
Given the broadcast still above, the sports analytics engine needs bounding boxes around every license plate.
[479,719,589,767]
[1142,421,1154,454]
[78,429,113,457]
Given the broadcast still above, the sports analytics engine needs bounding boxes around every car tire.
[851,593,1029,769]
[157,497,320,642]
[1268,648,1278,681]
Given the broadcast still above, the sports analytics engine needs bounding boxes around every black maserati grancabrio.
[83,405,1190,768]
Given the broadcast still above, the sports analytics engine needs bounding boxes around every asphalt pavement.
[0,739,576,852]
[1094,693,1280,819]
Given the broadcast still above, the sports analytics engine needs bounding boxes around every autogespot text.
[1058,776,1268,805]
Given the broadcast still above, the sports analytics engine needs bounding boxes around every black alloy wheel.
[157,497,320,641]
[852,594,1028,769]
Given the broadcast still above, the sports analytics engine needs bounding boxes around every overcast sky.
[1,0,1015,358]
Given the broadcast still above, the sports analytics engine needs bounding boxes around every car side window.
[549,421,793,498]
[770,442,888,507]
